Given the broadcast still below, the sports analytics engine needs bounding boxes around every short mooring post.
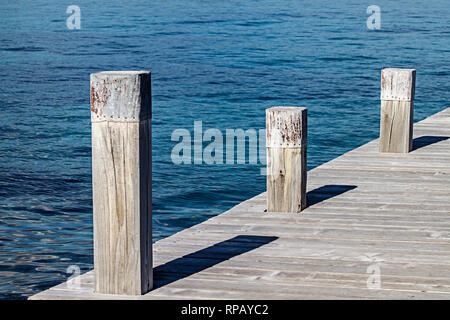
[379,68,416,153]
[266,107,307,213]
[90,71,152,295]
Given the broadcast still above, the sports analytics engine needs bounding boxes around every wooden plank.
[31,270,450,300]
[151,252,450,280]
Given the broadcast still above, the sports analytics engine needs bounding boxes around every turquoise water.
[0,0,449,299]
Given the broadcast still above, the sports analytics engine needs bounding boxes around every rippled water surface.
[0,0,449,299]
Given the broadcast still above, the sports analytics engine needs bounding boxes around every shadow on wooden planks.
[412,135,449,151]
[307,184,357,207]
[153,235,278,288]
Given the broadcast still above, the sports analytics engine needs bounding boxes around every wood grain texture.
[266,147,307,212]
[90,71,152,295]
[91,119,152,295]
[30,107,450,300]
[379,68,415,153]
[266,107,307,213]
[380,100,414,153]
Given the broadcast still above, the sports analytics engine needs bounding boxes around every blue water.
[0,0,449,299]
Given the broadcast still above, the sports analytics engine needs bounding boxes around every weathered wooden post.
[90,71,152,295]
[379,68,416,153]
[266,107,307,213]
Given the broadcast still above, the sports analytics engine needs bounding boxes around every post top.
[91,70,150,77]
[382,68,416,73]
[90,70,151,122]
[381,68,416,101]
[267,106,307,112]
[266,106,307,148]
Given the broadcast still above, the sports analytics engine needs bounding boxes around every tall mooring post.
[266,107,307,213]
[379,68,416,153]
[90,71,152,295]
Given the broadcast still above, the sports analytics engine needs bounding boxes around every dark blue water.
[0,0,449,299]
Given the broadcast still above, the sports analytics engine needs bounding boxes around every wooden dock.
[30,107,450,300]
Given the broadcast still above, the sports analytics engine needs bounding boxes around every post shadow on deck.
[412,136,449,151]
[307,185,357,207]
[153,235,278,288]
